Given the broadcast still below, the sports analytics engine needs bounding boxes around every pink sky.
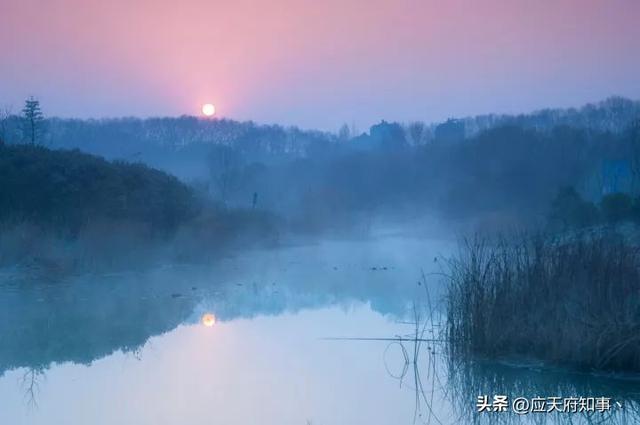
[1,0,639,130]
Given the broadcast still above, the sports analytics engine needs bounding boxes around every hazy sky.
[1,0,639,130]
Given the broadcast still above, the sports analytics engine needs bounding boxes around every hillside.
[0,144,196,234]
[0,144,276,271]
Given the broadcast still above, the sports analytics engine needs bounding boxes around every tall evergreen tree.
[22,97,44,145]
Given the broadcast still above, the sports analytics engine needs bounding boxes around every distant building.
[349,120,406,151]
[369,121,406,151]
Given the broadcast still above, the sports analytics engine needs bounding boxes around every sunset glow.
[1,0,639,129]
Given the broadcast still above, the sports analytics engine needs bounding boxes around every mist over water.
[1,227,639,425]
[0,230,450,423]
[1,96,640,424]
[2,0,640,421]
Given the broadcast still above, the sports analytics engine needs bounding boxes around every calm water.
[1,234,639,424]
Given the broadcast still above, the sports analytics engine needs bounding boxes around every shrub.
[601,192,635,224]
[0,145,279,271]
[0,144,197,236]
[548,187,599,229]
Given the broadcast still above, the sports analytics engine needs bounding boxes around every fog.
[2,96,640,424]
[2,233,639,425]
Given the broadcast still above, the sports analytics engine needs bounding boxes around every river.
[1,233,638,424]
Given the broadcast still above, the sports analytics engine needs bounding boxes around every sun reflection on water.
[201,313,216,327]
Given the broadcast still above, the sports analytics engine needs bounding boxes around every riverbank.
[445,229,640,373]
[0,144,280,274]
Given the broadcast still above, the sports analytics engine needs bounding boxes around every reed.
[446,231,640,372]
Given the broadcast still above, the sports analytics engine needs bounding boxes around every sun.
[201,313,216,327]
[202,103,216,117]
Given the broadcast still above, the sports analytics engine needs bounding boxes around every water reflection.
[370,301,640,425]
[201,313,216,327]
[20,368,45,409]
[0,270,196,376]
[1,236,639,424]
[0,305,417,425]
[444,356,640,424]
[6,237,444,373]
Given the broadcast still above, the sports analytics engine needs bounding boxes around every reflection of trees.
[0,273,198,377]
[0,241,428,380]
[20,367,45,409]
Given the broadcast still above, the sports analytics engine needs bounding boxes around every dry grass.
[446,231,640,373]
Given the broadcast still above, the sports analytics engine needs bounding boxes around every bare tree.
[407,121,425,146]
[630,119,640,195]
[208,145,243,205]
[338,123,351,141]
[0,105,12,145]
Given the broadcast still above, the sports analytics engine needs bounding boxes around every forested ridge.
[1,96,639,270]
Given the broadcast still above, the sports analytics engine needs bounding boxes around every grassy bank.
[0,144,279,273]
[446,231,640,373]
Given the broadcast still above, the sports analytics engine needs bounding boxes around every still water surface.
[1,235,638,424]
